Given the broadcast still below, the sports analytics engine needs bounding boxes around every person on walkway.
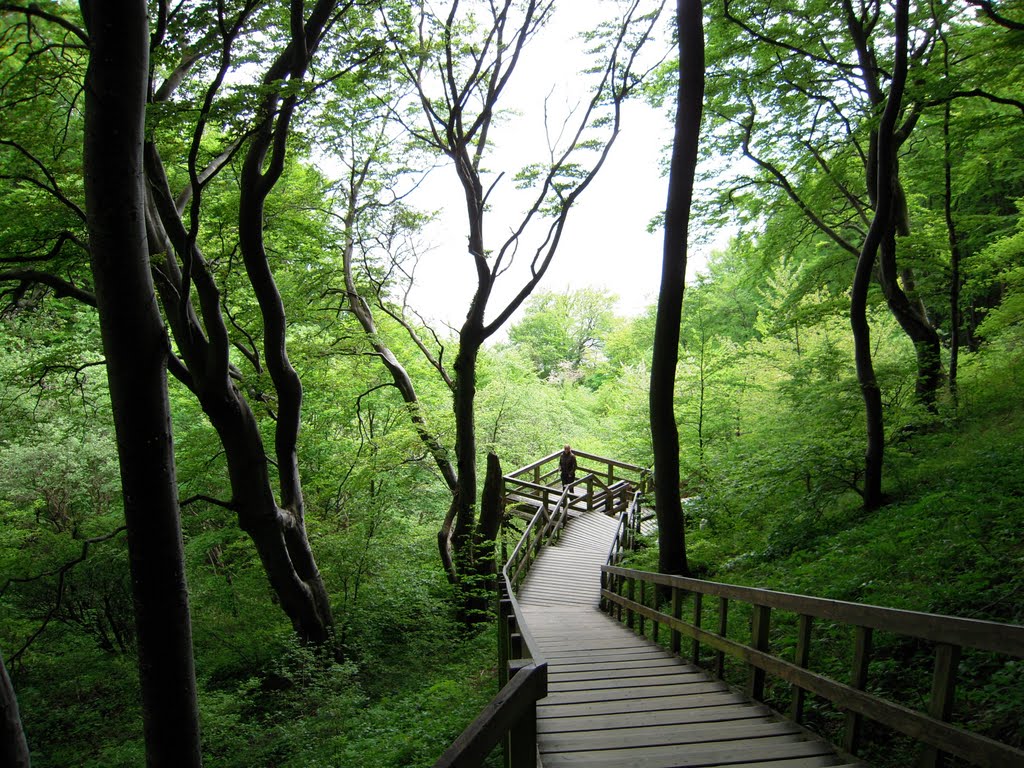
[559,444,577,488]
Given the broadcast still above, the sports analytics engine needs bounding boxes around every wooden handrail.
[433,660,546,768]
[601,565,1024,767]
[435,487,561,767]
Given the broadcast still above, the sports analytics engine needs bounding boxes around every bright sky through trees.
[404,5,718,329]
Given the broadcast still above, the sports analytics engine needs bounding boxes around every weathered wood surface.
[516,510,619,608]
[518,512,864,768]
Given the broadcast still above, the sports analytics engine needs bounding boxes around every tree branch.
[0,269,96,305]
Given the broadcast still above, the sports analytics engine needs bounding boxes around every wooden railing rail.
[504,450,652,497]
[605,489,644,570]
[600,565,1024,768]
[505,472,638,522]
[435,481,567,767]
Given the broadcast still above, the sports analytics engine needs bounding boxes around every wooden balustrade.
[600,565,1024,768]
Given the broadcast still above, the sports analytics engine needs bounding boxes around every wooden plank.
[538,718,803,752]
[541,649,668,664]
[536,703,773,734]
[724,761,868,765]
[537,690,748,719]
[541,679,728,705]
[539,735,837,767]
[548,658,695,676]
[547,670,711,692]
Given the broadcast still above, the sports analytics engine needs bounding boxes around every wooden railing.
[503,450,651,519]
[433,499,551,768]
[435,451,649,768]
[600,564,1024,767]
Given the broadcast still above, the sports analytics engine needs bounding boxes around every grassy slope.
[637,374,1024,765]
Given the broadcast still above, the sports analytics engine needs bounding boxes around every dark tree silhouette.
[80,0,202,763]
[650,0,704,577]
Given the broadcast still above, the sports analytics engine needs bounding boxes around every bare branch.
[180,494,235,511]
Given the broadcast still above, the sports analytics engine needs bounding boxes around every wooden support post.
[919,643,961,768]
[638,581,647,636]
[716,597,728,679]
[844,625,873,756]
[508,697,537,768]
[509,622,523,662]
[748,605,771,701]
[691,592,703,665]
[622,577,630,630]
[498,599,513,689]
[616,574,624,621]
[671,586,682,656]
[791,614,813,723]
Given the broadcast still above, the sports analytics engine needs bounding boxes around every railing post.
[749,604,771,701]
[671,586,682,655]
[498,599,513,689]
[919,642,961,768]
[638,581,646,636]
[791,614,813,724]
[844,626,873,756]
[509,618,523,661]
[507,697,537,768]
[716,597,728,679]
[615,573,624,621]
[627,577,635,630]
[691,592,703,665]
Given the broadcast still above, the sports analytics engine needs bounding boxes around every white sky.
[403,5,718,332]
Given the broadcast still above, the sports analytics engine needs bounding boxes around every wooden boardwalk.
[518,511,866,768]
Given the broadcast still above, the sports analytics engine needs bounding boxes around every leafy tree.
[0,0,392,645]
[507,287,618,381]
[371,0,668,607]
[702,0,952,408]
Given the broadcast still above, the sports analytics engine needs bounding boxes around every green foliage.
[506,288,618,384]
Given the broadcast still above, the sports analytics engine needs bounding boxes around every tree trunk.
[944,100,961,404]
[81,2,203,763]
[467,451,505,615]
[144,157,334,645]
[877,231,944,411]
[137,2,341,646]
[1,649,29,768]
[650,0,704,579]
[451,323,483,590]
[851,0,910,512]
